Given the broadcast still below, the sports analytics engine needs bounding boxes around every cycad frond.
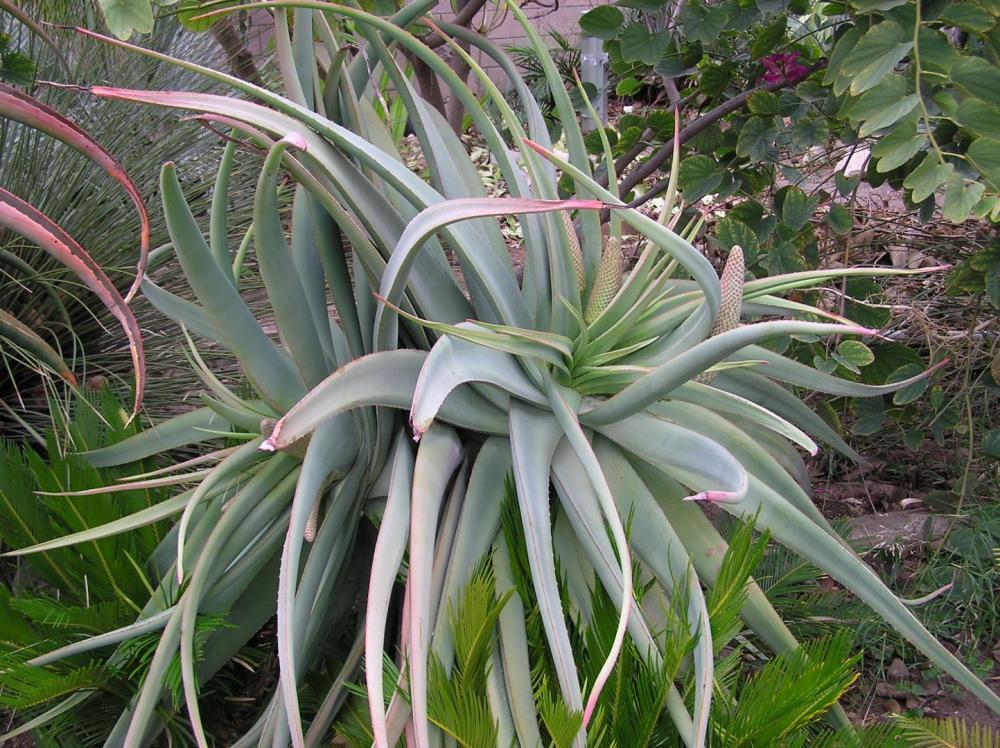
[707,516,769,652]
[9,597,130,635]
[449,560,513,693]
[720,630,859,746]
[891,715,1000,748]
[536,679,584,748]
[427,654,499,748]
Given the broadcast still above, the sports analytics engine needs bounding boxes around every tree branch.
[609,60,826,208]
[422,0,489,48]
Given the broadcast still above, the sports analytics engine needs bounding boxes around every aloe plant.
[5,2,999,745]
[0,82,147,418]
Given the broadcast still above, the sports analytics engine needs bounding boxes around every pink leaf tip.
[259,438,277,453]
[282,132,308,151]
[684,489,744,504]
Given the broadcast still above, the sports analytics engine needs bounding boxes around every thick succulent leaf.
[277,418,358,746]
[550,445,698,745]
[253,136,331,389]
[433,23,561,323]
[290,188,338,369]
[649,400,832,532]
[140,278,221,343]
[582,321,872,426]
[409,425,463,748]
[509,401,585,727]
[738,475,1000,715]
[714,370,863,462]
[28,607,174,667]
[380,299,572,372]
[0,83,149,300]
[34,469,212,496]
[0,188,145,417]
[177,463,300,748]
[261,350,508,451]
[366,434,413,747]
[632,461,852,732]
[731,345,945,397]
[176,438,267,583]
[431,438,512,668]
[672,381,817,454]
[743,264,948,299]
[161,162,304,410]
[492,538,545,747]
[2,490,191,557]
[596,410,748,503]
[86,87,492,329]
[544,379,631,725]
[375,197,600,351]
[504,1,601,279]
[521,139,722,323]
[411,332,546,436]
[592,439,713,745]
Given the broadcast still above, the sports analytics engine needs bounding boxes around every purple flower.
[759,51,808,85]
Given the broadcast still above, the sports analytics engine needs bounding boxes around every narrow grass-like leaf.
[0,309,75,385]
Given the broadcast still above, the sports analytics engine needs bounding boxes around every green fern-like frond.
[449,559,513,693]
[117,612,231,707]
[9,597,131,635]
[0,660,124,709]
[891,714,1000,748]
[426,654,499,748]
[707,515,770,652]
[719,630,860,746]
[536,678,584,748]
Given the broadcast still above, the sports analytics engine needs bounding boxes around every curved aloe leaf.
[82,406,229,467]
[261,350,507,451]
[509,400,584,732]
[278,420,352,746]
[0,188,144,417]
[597,410,749,503]
[582,321,873,426]
[3,490,192,557]
[160,162,304,410]
[366,433,413,748]
[253,135,330,389]
[408,425,463,748]
[140,278,221,343]
[375,197,600,351]
[728,475,1000,716]
[592,439,713,745]
[0,83,149,300]
[411,332,546,437]
[544,379,631,726]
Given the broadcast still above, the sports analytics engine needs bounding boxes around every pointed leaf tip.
[281,132,308,150]
[684,489,746,504]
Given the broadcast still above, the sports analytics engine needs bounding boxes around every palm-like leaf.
[5,2,997,746]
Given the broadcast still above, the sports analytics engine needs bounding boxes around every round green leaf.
[888,362,929,405]
[826,204,853,234]
[981,430,1000,459]
[580,6,625,40]
[838,340,875,368]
